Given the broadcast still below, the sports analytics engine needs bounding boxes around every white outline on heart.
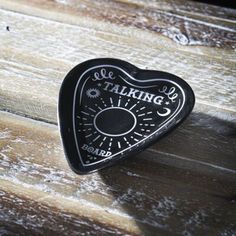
[73,65,186,167]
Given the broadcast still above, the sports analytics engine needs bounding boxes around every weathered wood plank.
[0,180,131,236]
[150,105,236,173]
[0,111,236,235]
[0,9,235,122]
[120,0,236,22]
[1,0,235,50]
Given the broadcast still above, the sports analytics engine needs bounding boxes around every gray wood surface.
[0,0,236,235]
[0,111,235,235]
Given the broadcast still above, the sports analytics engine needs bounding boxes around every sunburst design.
[86,88,101,98]
[75,90,171,166]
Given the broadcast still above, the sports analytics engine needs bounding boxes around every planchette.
[58,58,195,174]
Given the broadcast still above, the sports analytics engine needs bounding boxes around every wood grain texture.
[0,181,131,236]
[0,1,236,235]
[0,111,236,236]
[0,8,235,123]
[120,0,236,22]
[1,0,236,50]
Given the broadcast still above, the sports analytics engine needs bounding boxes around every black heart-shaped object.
[58,58,195,174]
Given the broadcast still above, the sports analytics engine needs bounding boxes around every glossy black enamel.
[58,58,195,174]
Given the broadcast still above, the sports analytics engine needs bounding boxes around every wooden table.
[0,0,236,235]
